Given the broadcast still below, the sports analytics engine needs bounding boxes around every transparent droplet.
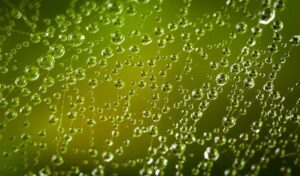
[216,73,229,86]
[88,148,98,158]
[290,35,300,46]
[91,165,104,176]
[114,79,125,89]
[161,83,173,93]
[259,8,275,25]
[5,109,18,120]
[15,76,28,88]
[51,154,64,166]
[222,116,236,129]
[38,55,55,70]
[204,147,219,161]
[49,44,65,58]
[24,66,39,81]
[102,151,114,162]
[141,34,152,45]
[111,31,125,45]
[191,88,204,100]
[68,32,85,47]
[101,47,113,58]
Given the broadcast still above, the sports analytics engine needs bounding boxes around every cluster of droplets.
[0,0,300,175]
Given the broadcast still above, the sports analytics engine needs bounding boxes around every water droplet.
[38,55,55,70]
[216,73,229,86]
[204,147,219,161]
[51,154,64,166]
[15,76,28,88]
[259,8,275,25]
[24,66,39,81]
[102,151,114,162]
[161,83,173,93]
[68,32,85,47]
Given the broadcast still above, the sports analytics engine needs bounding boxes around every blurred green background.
[0,0,300,175]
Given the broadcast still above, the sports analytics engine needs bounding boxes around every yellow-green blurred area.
[0,0,300,175]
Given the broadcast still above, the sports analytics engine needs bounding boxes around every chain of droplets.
[0,0,300,175]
